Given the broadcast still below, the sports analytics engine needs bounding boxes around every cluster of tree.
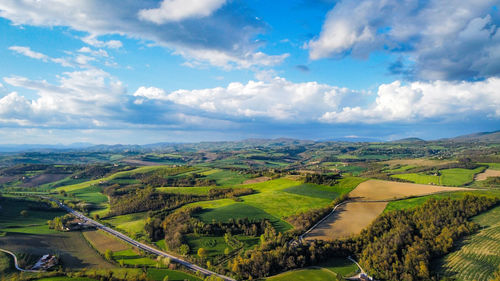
[358,195,497,280]
[228,195,498,280]
[146,206,272,251]
[286,207,330,231]
[107,187,203,216]
[107,185,254,216]
[304,173,341,186]
[74,164,126,180]
[47,214,74,231]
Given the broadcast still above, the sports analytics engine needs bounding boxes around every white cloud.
[1,69,126,126]
[134,77,354,121]
[78,47,109,57]
[81,35,122,49]
[9,45,73,67]
[9,46,49,60]
[308,0,500,80]
[0,1,279,69]
[320,78,500,123]
[138,0,227,24]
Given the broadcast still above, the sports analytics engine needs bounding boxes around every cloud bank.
[308,0,500,80]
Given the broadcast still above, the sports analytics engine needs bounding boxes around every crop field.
[55,166,171,192]
[102,212,147,238]
[348,179,468,201]
[83,230,129,253]
[69,185,108,205]
[481,163,500,170]
[437,205,500,281]
[147,268,202,281]
[195,203,291,232]
[306,180,470,240]
[391,173,440,185]
[283,183,344,199]
[305,202,388,240]
[475,169,500,181]
[0,232,114,269]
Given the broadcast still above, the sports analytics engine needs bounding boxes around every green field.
[0,197,66,235]
[102,212,147,238]
[147,268,202,281]
[204,169,252,185]
[266,268,339,281]
[385,189,500,212]
[391,173,440,185]
[112,249,157,266]
[481,163,500,170]
[437,205,500,281]
[440,167,486,186]
[391,167,486,186]
[195,203,291,232]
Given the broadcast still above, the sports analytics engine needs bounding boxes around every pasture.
[440,167,486,186]
[102,212,147,238]
[0,196,66,235]
[437,205,500,281]
[391,173,440,185]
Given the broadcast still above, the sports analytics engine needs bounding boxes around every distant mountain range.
[0,130,499,153]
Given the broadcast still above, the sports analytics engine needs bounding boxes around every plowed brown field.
[305,180,469,241]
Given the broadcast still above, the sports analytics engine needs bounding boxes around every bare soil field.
[475,169,500,181]
[0,175,17,185]
[348,179,468,201]
[83,229,130,253]
[21,174,68,187]
[305,180,469,241]
[305,202,388,241]
[243,176,271,184]
[0,232,114,269]
[381,159,455,166]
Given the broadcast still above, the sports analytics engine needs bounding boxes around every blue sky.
[0,0,499,144]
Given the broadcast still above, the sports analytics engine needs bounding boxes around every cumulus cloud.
[138,0,226,24]
[308,0,500,80]
[1,69,126,127]
[0,0,284,69]
[321,78,500,123]
[135,76,500,124]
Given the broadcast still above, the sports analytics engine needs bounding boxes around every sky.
[0,0,499,144]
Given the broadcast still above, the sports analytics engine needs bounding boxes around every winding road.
[42,197,235,281]
[0,248,41,273]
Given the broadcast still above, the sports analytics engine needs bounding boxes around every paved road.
[43,197,235,281]
[0,248,41,273]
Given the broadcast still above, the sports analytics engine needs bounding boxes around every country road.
[0,248,41,273]
[42,196,235,281]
